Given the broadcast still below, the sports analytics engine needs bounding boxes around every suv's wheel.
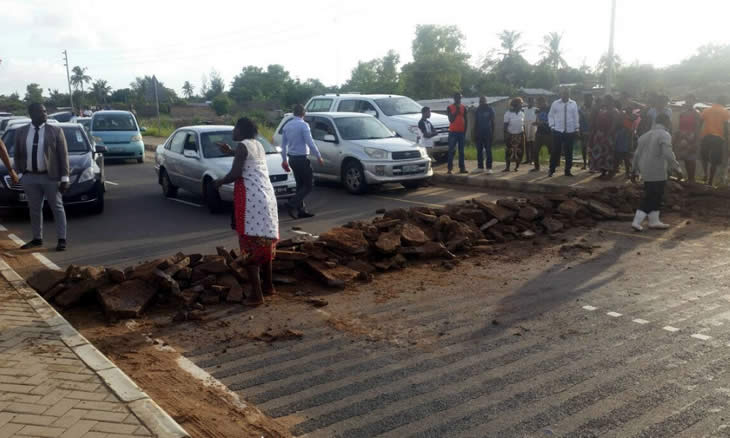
[204,179,224,213]
[160,169,178,198]
[343,161,367,194]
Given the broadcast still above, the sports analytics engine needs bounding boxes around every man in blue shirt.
[280,104,324,219]
[474,96,496,173]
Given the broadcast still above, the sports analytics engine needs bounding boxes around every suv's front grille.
[435,126,449,134]
[392,151,421,160]
[270,174,287,183]
[3,175,22,191]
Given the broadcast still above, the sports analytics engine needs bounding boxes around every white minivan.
[273,112,432,194]
[304,94,451,160]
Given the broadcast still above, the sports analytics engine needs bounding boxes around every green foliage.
[182,81,195,99]
[0,93,25,113]
[24,83,43,104]
[343,50,401,94]
[139,116,175,138]
[90,79,112,104]
[229,65,334,108]
[45,89,69,108]
[206,70,225,99]
[211,93,233,116]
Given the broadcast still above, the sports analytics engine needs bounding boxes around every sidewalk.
[432,159,633,195]
[0,260,188,438]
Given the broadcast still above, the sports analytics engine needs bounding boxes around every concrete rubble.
[27,182,706,321]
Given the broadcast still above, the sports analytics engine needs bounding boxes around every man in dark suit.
[14,103,70,251]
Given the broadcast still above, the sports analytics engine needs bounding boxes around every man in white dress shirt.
[548,88,580,177]
[13,103,70,251]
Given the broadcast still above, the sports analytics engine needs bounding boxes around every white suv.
[304,94,451,160]
[273,112,432,194]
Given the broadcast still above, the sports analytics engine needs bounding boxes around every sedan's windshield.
[2,126,89,156]
[201,131,277,158]
[334,117,395,140]
[92,113,138,131]
[374,97,422,116]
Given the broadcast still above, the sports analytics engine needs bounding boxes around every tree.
[90,79,111,104]
[498,30,525,58]
[206,70,225,99]
[229,64,291,105]
[400,25,470,99]
[211,93,233,116]
[24,83,43,104]
[46,89,69,108]
[110,88,133,104]
[540,32,567,70]
[70,66,92,93]
[182,81,195,99]
[596,52,622,85]
[200,74,209,99]
[343,50,401,94]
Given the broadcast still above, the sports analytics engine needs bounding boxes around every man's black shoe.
[20,239,42,250]
[56,239,67,252]
[298,211,315,219]
[287,206,299,220]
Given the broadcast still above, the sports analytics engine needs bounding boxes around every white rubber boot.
[648,211,670,229]
[632,210,647,231]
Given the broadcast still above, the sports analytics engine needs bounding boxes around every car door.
[165,131,187,187]
[179,131,205,194]
[308,116,340,177]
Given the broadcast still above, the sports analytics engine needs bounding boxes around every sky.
[1,0,729,97]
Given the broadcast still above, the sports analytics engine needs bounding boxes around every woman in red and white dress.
[216,118,279,306]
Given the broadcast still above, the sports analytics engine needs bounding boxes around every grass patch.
[139,117,175,138]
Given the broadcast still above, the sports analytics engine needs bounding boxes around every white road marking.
[606,312,622,317]
[8,234,24,246]
[32,253,61,271]
[168,198,203,208]
[663,326,680,332]
[582,305,598,311]
[691,334,712,341]
[0,224,6,231]
[633,319,650,324]
[105,181,119,186]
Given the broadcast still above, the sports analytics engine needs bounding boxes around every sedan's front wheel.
[160,169,178,198]
[343,161,367,194]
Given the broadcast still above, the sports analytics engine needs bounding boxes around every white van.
[304,94,451,160]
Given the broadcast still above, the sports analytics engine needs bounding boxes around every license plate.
[18,193,26,202]
[275,186,287,194]
[403,165,420,173]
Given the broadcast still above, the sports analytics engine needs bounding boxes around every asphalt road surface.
[0,152,504,269]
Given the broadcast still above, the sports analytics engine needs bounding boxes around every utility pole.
[62,50,75,113]
[606,0,617,95]
[153,75,161,135]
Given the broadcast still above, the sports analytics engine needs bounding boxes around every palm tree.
[182,81,195,99]
[91,79,111,104]
[498,30,525,58]
[540,32,568,70]
[71,66,91,110]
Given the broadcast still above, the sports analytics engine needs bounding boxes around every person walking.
[13,103,69,251]
[215,118,279,306]
[446,92,468,174]
[474,96,496,173]
[591,95,620,178]
[579,94,594,170]
[631,113,683,231]
[531,96,552,172]
[673,95,702,183]
[280,104,324,219]
[503,98,526,172]
[523,97,537,165]
[548,88,580,177]
[699,96,730,186]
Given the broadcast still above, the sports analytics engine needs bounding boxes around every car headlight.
[93,136,103,143]
[130,135,142,142]
[74,167,96,183]
[364,147,388,159]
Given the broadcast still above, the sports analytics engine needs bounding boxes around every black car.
[0,123,107,214]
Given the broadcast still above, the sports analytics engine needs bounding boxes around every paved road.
[0,153,503,269]
[178,218,730,437]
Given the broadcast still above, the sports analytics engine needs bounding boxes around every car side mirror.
[323,134,337,143]
[140,127,147,133]
[183,149,198,158]
[364,110,378,118]
[95,145,108,154]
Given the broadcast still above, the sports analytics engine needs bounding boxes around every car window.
[306,99,333,113]
[201,132,277,158]
[63,127,91,154]
[277,117,294,134]
[374,97,422,116]
[169,131,186,154]
[334,117,395,140]
[1,130,16,155]
[359,101,377,114]
[92,113,138,131]
[309,117,336,141]
[337,100,359,112]
[184,133,198,151]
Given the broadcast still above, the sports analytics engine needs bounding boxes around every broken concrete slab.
[27,269,66,295]
[542,217,565,234]
[306,260,360,288]
[401,223,429,246]
[319,227,369,255]
[375,231,401,254]
[98,279,158,319]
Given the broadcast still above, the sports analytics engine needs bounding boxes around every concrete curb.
[0,257,190,438]
[431,173,593,196]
